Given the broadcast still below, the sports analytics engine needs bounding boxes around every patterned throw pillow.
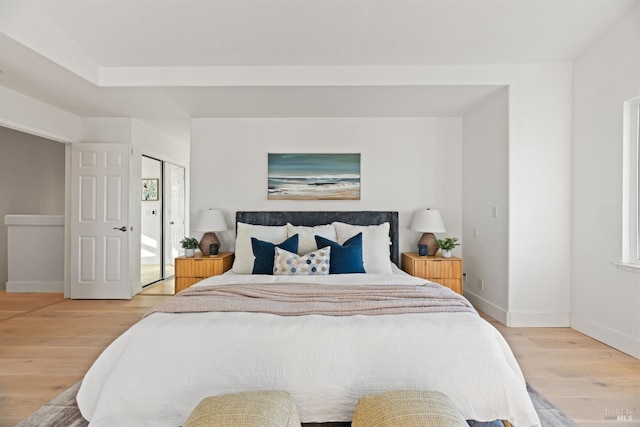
[273,246,331,275]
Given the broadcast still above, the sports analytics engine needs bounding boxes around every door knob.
[113,226,128,232]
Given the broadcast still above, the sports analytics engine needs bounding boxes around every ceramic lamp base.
[199,232,220,256]
[418,232,439,256]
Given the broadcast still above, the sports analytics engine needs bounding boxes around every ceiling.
[23,0,640,67]
[0,0,637,140]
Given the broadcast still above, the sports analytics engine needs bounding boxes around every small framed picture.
[142,178,159,201]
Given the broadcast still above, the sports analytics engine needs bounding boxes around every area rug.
[16,382,576,427]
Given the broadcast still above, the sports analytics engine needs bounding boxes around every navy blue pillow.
[251,234,299,274]
[315,233,365,274]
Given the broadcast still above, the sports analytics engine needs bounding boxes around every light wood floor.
[140,264,175,288]
[1,290,638,427]
[139,276,175,295]
[484,317,640,426]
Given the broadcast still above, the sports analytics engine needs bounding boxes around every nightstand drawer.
[401,252,463,295]
[175,277,201,290]
[176,258,219,277]
[174,252,234,292]
[420,259,461,279]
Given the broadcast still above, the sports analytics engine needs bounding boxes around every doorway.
[140,156,185,289]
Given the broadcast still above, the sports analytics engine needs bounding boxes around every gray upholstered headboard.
[236,211,399,266]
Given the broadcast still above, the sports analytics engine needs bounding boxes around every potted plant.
[180,237,199,258]
[436,237,459,258]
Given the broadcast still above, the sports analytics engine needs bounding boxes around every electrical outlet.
[472,228,478,238]
[477,278,484,289]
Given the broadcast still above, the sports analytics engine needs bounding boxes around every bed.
[77,211,540,427]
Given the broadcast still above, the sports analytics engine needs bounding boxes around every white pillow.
[286,223,337,255]
[332,221,392,274]
[273,246,331,275]
[232,223,288,274]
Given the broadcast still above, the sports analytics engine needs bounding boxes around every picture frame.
[268,153,361,200]
[142,178,159,201]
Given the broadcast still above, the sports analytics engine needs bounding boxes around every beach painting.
[268,153,361,200]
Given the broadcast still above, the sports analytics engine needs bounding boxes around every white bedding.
[77,269,540,427]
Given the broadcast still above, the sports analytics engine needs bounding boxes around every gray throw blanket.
[143,282,478,318]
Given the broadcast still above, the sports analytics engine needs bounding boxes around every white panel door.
[70,143,132,299]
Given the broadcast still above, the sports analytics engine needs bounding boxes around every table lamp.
[193,209,228,256]
[409,208,446,256]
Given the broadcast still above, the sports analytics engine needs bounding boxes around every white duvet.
[77,269,540,427]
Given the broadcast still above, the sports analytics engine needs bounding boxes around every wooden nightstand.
[174,252,234,292]
[401,252,463,295]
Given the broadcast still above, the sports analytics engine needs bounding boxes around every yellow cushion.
[352,390,468,427]
[184,390,301,427]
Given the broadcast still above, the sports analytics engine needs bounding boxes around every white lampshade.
[410,209,446,233]
[192,209,228,256]
[193,209,228,232]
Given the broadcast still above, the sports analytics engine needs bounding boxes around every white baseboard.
[466,292,639,359]
[571,313,640,360]
[7,281,64,293]
[464,290,570,327]
[464,290,508,325]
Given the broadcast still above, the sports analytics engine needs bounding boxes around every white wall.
[190,117,463,255]
[82,117,132,143]
[506,66,573,327]
[462,88,510,323]
[571,4,640,359]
